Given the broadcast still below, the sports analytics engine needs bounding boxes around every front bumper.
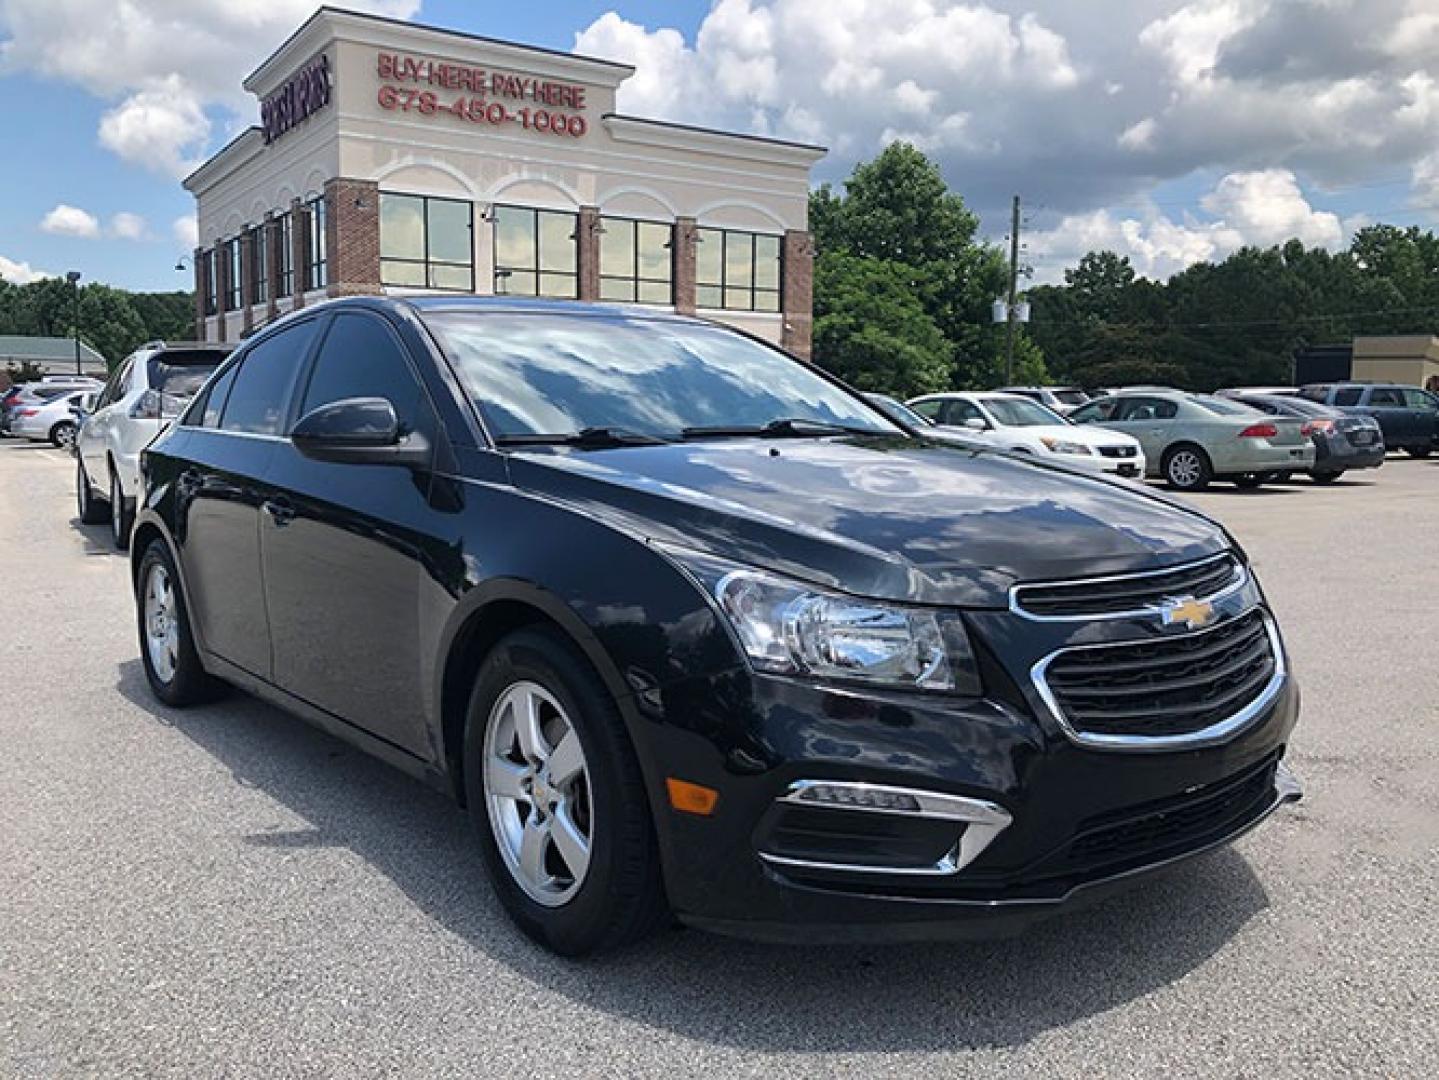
[1052,449,1146,478]
[645,612,1301,944]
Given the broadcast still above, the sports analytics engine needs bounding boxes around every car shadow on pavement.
[68,515,120,557]
[115,659,1272,1054]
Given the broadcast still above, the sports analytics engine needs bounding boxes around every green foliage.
[1031,225,1439,391]
[810,142,1027,397]
[813,253,952,396]
[0,278,194,368]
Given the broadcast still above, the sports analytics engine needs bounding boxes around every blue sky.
[3,0,1438,291]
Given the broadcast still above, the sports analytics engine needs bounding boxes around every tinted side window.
[219,320,320,434]
[909,399,942,421]
[199,364,239,428]
[1116,397,1171,421]
[1243,399,1279,414]
[1402,388,1436,409]
[297,313,433,437]
[1333,387,1363,406]
[98,359,133,409]
[1369,387,1404,407]
[941,399,983,425]
[1071,400,1117,423]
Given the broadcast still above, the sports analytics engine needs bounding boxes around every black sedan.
[127,297,1301,954]
[1229,393,1385,482]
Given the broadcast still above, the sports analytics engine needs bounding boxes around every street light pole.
[1004,196,1020,386]
[65,271,82,375]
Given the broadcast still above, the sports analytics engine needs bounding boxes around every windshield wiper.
[494,426,671,449]
[681,417,885,440]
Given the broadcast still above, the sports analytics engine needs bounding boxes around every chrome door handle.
[262,498,295,527]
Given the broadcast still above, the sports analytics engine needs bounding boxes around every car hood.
[998,423,1138,448]
[504,435,1229,607]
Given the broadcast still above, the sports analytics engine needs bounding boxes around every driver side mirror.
[291,397,431,469]
[963,418,988,432]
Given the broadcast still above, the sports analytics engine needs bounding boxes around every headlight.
[1039,437,1092,455]
[662,548,980,694]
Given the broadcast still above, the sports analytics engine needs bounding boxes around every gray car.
[1069,390,1315,491]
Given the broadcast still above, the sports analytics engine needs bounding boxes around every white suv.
[76,341,231,549]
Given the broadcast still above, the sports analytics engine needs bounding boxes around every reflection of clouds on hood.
[513,437,1225,605]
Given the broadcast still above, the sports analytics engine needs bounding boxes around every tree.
[0,277,195,367]
[812,253,952,397]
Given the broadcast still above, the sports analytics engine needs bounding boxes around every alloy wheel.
[483,680,594,907]
[1168,450,1203,488]
[53,423,76,450]
[143,562,179,685]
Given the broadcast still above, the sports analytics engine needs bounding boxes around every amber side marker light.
[666,777,719,816]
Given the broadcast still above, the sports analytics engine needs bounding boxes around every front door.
[260,310,443,758]
[1105,396,1177,462]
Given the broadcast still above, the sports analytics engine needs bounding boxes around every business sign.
[262,54,332,144]
[375,51,589,138]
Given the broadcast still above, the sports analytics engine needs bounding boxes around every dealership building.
[183,7,824,355]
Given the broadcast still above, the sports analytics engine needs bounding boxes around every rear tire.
[109,468,133,552]
[50,421,77,450]
[1162,445,1213,492]
[1233,474,1266,489]
[137,539,223,707]
[77,460,106,524]
[1406,445,1432,458]
[463,627,667,956]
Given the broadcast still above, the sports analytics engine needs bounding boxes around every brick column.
[781,230,814,359]
[264,214,280,321]
[325,177,383,297]
[214,243,230,343]
[289,197,308,309]
[240,230,256,335]
[193,246,207,341]
[577,206,601,301]
[673,217,698,316]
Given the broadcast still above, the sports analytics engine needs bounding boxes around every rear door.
[259,310,444,756]
[1402,388,1439,445]
[175,318,322,678]
[1360,386,1410,445]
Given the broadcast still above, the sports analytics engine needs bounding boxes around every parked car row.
[55,297,1305,956]
[0,375,104,445]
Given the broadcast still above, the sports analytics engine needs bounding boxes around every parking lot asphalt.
[1,439,1436,1079]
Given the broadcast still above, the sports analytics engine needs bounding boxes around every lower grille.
[1097,445,1137,459]
[1037,608,1281,746]
[1012,552,1243,619]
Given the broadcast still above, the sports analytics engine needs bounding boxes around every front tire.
[137,539,221,707]
[464,627,666,956]
[109,469,133,551]
[1163,445,1213,492]
[77,459,106,524]
[1233,473,1266,489]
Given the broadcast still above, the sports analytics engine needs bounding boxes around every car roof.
[402,294,707,326]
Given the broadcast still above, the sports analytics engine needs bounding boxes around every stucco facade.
[183,8,824,355]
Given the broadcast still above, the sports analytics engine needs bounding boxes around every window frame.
[491,204,578,299]
[598,216,673,306]
[306,196,328,292]
[380,191,475,293]
[695,226,782,313]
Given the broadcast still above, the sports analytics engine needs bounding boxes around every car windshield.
[1053,389,1089,405]
[1189,394,1263,416]
[980,396,1067,427]
[147,352,223,398]
[425,312,899,440]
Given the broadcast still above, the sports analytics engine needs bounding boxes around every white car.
[995,385,1091,416]
[905,391,1147,479]
[8,390,89,448]
[76,341,231,549]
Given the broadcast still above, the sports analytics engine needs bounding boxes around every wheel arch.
[436,582,636,807]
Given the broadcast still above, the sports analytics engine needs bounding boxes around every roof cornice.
[602,115,827,168]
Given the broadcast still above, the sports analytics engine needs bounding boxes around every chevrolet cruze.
[131,297,1302,955]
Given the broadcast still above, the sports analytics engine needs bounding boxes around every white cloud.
[109,211,149,241]
[1028,169,1343,282]
[0,254,49,284]
[40,203,100,238]
[172,215,199,249]
[0,1,420,173]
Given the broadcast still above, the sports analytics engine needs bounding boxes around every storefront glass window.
[380,192,474,292]
[599,218,672,305]
[226,238,243,310]
[250,225,269,305]
[307,197,328,291]
[493,206,577,299]
[203,249,217,316]
[696,228,781,312]
[276,213,294,298]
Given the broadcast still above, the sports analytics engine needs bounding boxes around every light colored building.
[1351,335,1439,390]
[182,7,824,355]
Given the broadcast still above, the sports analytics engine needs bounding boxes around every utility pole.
[1005,195,1020,386]
[66,271,82,375]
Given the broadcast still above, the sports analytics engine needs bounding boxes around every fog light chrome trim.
[758,780,1012,877]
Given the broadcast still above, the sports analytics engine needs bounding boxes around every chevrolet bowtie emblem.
[1160,595,1215,630]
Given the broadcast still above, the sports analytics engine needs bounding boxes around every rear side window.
[1402,388,1437,408]
[297,313,434,437]
[219,320,320,435]
[909,399,942,421]
[940,399,984,425]
[1333,387,1362,406]
[1368,387,1404,406]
